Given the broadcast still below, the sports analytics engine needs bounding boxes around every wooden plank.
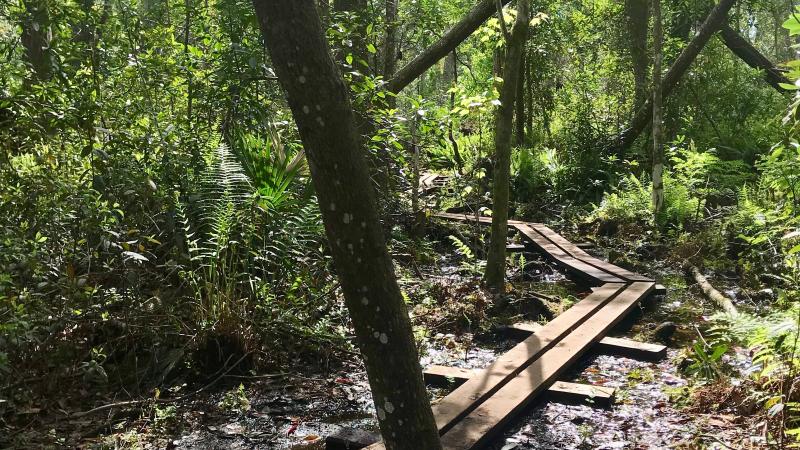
[434,211,526,227]
[420,173,438,187]
[529,224,652,282]
[424,365,475,387]
[547,381,615,407]
[595,336,667,361]
[424,366,615,407]
[654,284,667,295]
[515,225,624,284]
[502,322,667,361]
[506,243,526,252]
[435,212,654,284]
[428,283,626,434]
[529,224,594,260]
[437,282,655,449]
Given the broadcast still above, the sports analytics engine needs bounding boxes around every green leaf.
[366,43,377,54]
[783,16,800,35]
[779,82,799,91]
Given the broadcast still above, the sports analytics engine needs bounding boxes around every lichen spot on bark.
[316,117,325,127]
[384,401,395,414]
[329,202,336,211]
[373,331,380,338]
[302,105,310,114]
[343,213,352,224]
[379,333,388,344]
[361,296,369,305]
[376,406,386,421]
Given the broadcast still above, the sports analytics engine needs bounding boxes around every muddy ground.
[4,234,762,449]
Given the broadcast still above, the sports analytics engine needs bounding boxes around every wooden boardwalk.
[340,173,665,450]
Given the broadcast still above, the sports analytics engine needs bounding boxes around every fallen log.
[688,265,738,316]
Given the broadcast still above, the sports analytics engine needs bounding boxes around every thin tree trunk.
[719,23,791,92]
[651,0,664,216]
[252,2,442,449]
[183,0,193,127]
[625,0,649,111]
[447,50,464,171]
[485,0,529,291]
[525,62,534,139]
[616,0,736,154]
[514,45,526,146]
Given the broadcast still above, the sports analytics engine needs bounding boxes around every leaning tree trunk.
[252,3,442,449]
[386,0,514,93]
[625,0,650,111]
[485,0,529,291]
[651,0,664,217]
[616,0,737,154]
[719,23,791,92]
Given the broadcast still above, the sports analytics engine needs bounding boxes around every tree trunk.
[651,0,664,216]
[616,0,736,154]
[447,50,464,171]
[625,0,649,111]
[386,0,513,93]
[252,3,442,449]
[719,23,791,92]
[21,0,53,82]
[485,0,529,291]
[514,46,527,146]
[383,0,399,79]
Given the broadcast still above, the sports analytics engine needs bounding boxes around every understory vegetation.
[2,0,800,447]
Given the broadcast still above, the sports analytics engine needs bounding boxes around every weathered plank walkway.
[343,173,665,450]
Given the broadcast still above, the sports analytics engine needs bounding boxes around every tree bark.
[616,0,736,154]
[719,23,791,92]
[21,0,53,82]
[485,0,529,291]
[252,2,442,449]
[651,0,664,216]
[625,0,650,111]
[386,0,513,93]
[383,0,399,79]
